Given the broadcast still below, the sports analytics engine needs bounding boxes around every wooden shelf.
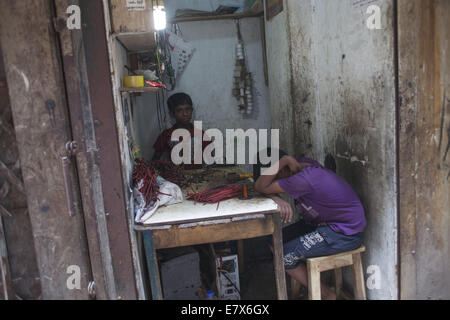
[168,11,263,23]
[120,87,161,93]
[113,10,263,52]
[113,31,156,52]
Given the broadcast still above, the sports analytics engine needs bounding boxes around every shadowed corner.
[324,154,337,173]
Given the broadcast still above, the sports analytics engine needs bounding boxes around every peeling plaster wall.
[264,6,294,155]
[265,0,398,299]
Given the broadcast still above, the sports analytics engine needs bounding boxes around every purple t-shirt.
[278,158,366,235]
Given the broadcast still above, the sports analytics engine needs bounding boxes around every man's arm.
[266,194,294,224]
[254,155,301,194]
[254,158,286,194]
[254,155,302,223]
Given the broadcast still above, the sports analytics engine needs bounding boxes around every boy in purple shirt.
[254,151,366,300]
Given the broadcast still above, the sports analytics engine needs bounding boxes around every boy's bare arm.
[254,156,301,194]
[254,158,286,194]
[267,194,293,223]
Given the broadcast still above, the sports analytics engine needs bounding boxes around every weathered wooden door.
[0,0,137,299]
[398,0,450,300]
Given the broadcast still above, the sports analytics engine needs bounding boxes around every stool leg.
[307,261,321,300]
[351,253,366,300]
[334,268,343,299]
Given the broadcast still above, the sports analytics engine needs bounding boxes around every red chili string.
[133,158,160,207]
[150,160,185,185]
[186,184,243,204]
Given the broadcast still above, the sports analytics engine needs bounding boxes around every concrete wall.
[265,0,398,299]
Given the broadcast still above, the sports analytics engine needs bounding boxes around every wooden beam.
[0,204,12,218]
[143,231,163,300]
[120,86,160,93]
[54,0,111,300]
[259,16,269,86]
[398,0,450,300]
[168,11,263,23]
[0,160,24,194]
[0,216,15,299]
[0,22,42,300]
[81,0,139,300]
[0,0,93,299]
[0,180,9,200]
[0,115,15,138]
[152,215,274,249]
[272,214,287,300]
[307,246,365,273]
[102,0,146,300]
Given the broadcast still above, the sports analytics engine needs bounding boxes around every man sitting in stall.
[153,92,211,169]
[152,92,216,293]
[254,150,366,300]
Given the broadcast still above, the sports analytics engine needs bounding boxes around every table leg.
[272,214,288,300]
[237,240,245,274]
[143,231,163,300]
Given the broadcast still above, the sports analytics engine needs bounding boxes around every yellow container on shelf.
[124,75,144,87]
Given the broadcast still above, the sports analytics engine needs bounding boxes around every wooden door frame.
[65,0,138,299]
[0,0,93,299]
[0,0,139,299]
[397,0,450,300]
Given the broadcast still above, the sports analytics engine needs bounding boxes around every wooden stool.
[305,245,366,300]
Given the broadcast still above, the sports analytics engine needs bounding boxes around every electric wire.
[218,265,241,296]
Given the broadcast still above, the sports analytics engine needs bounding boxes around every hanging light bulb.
[153,6,166,31]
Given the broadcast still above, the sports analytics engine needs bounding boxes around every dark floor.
[239,236,303,300]
[153,219,326,300]
[240,258,312,300]
[156,237,341,300]
[240,259,278,300]
[211,238,309,300]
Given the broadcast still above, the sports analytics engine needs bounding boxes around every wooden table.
[134,167,287,300]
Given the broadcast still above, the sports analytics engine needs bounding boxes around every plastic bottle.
[206,290,217,300]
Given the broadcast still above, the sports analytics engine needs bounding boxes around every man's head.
[253,148,289,181]
[167,92,193,126]
[275,164,293,180]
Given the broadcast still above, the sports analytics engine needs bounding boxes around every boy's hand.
[282,155,302,174]
[270,195,293,224]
